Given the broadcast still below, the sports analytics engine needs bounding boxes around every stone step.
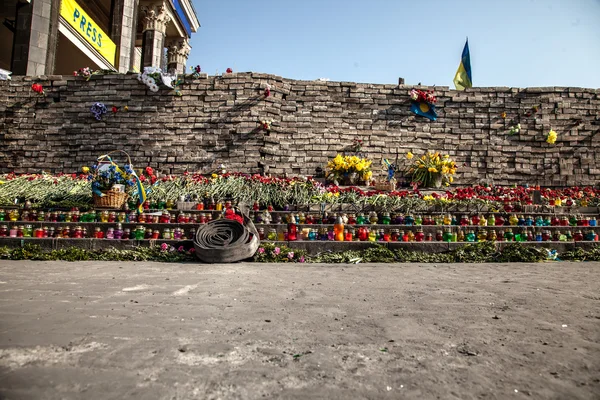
[1,237,597,256]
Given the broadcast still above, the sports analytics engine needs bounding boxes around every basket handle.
[97,150,133,167]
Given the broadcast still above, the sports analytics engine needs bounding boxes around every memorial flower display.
[2,170,600,212]
[31,83,44,95]
[326,154,373,185]
[190,65,202,78]
[406,151,457,188]
[258,118,274,132]
[73,67,100,81]
[90,102,107,120]
[546,129,558,144]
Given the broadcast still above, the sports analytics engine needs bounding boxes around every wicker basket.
[93,150,134,209]
[374,180,396,191]
[93,189,128,209]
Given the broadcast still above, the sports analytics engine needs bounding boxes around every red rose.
[226,68,233,73]
[31,84,44,94]
[112,106,118,113]
[145,166,154,175]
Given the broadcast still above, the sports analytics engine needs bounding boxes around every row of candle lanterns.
[259,212,599,227]
[0,224,196,240]
[2,223,597,242]
[0,209,208,224]
[2,208,599,228]
[273,222,598,242]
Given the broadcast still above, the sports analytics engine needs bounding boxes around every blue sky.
[188,0,600,88]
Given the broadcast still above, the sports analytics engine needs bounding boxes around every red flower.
[225,212,243,224]
[31,83,44,94]
[112,106,118,113]
[145,166,154,176]
[226,68,233,73]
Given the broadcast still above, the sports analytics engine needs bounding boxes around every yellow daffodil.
[406,152,413,160]
[82,166,90,174]
[428,167,438,173]
[211,173,218,178]
[547,129,558,144]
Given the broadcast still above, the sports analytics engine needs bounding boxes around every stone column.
[111,0,139,73]
[140,2,170,69]
[11,0,60,75]
[166,38,190,74]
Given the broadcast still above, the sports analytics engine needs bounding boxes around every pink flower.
[287,252,294,259]
[160,243,169,251]
[258,247,265,254]
[298,256,305,263]
[178,246,184,252]
[274,247,281,255]
[189,248,195,253]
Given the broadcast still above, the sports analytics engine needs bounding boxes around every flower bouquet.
[136,67,178,93]
[326,154,373,185]
[258,118,274,133]
[405,151,457,188]
[87,151,144,209]
[409,89,437,104]
[546,129,558,144]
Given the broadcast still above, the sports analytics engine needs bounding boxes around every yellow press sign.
[60,0,116,66]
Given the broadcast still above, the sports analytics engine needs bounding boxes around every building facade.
[0,0,199,75]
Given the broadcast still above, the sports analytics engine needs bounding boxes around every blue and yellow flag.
[410,101,437,121]
[454,39,472,90]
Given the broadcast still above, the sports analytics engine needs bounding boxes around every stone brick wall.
[1,72,599,186]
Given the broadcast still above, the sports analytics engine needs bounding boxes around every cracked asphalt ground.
[0,260,599,399]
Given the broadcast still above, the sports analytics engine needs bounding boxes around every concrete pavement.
[0,261,599,399]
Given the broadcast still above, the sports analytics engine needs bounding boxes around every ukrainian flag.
[410,101,437,121]
[454,39,472,90]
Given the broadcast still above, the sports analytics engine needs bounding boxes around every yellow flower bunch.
[326,154,373,182]
[405,151,457,187]
[546,129,558,144]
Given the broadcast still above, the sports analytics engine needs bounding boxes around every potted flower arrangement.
[405,151,457,188]
[326,154,373,185]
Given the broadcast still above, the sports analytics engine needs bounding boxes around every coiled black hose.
[194,217,259,263]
